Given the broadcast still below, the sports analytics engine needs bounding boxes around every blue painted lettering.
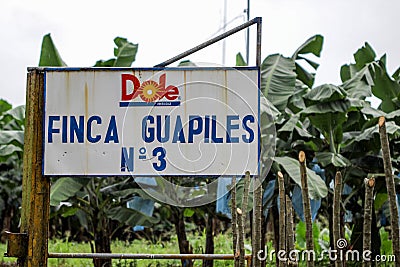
[121,147,134,172]
[142,116,154,143]
[47,116,60,143]
[104,116,119,143]
[188,116,203,143]
[226,115,239,143]
[211,115,223,143]
[87,116,102,143]
[172,115,185,143]
[242,115,255,143]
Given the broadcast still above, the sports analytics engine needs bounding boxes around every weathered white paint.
[43,68,259,176]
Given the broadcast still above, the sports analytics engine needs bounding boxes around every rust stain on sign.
[223,70,228,113]
[84,82,89,175]
[84,82,89,118]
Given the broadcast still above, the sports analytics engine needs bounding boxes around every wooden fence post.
[363,176,375,267]
[277,171,286,267]
[378,116,400,267]
[333,171,343,267]
[252,176,263,267]
[20,68,50,267]
[299,151,314,267]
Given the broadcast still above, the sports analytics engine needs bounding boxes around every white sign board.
[43,68,260,176]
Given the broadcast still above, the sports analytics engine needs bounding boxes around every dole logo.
[120,73,180,107]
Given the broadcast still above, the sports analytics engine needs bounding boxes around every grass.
[1,233,240,267]
[2,225,397,266]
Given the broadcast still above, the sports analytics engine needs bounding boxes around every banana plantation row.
[1,33,400,266]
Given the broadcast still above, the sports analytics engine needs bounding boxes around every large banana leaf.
[0,131,24,147]
[340,43,376,102]
[94,37,138,67]
[341,66,373,99]
[0,105,26,162]
[361,104,400,119]
[0,105,25,131]
[106,206,159,227]
[353,121,400,142]
[370,59,400,113]
[353,42,376,70]
[134,176,213,207]
[292,35,324,87]
[308,112,346,138]
[301,93,362,153]
[314,152,351,168]
[261,54,296,112]
[236,52,247,66]
[340,43,400,112]
[113,37,138,67]
[259,96,278,178]
[278,114,312,138]
[273,156,328,199]
[0,99,12,114]
[302,98,363,114]
[39,34,67,66]
[278,114,300,133]
[304,84,347,103]
[0,145,22,162]
[2,105,25,124]
[50,177,89,206]
[340,42,376,82]
[287,81,309,112]
[292,35,323,59]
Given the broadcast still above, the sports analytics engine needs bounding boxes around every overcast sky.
[1,0,399,106]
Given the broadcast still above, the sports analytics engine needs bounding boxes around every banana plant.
[339,43,400,255]
[40,34,160,267]
[255,36,400,263]
[0,100,25,240]
[261,34,328,200]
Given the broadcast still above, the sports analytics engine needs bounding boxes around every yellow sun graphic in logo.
[138,81,163,102]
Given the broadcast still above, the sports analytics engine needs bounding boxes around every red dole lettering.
[121,74,179,103]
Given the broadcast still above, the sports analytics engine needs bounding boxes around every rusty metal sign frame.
[6,17,262,267]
